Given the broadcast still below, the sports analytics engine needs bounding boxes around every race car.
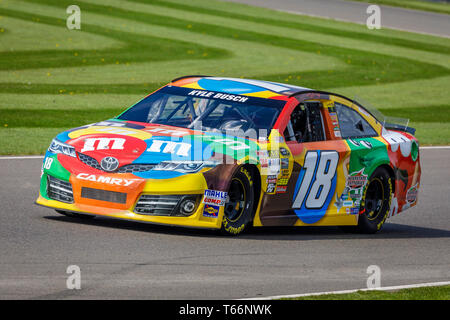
[36,76,421,235]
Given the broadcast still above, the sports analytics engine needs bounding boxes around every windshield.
[117,86,285,138]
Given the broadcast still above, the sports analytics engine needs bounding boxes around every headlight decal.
[48,138,77,158]
[153,161,218,174]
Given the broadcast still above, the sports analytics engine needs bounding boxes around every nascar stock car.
[36,76,421,235]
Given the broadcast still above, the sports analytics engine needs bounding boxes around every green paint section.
[347,138,390,178]
[40,153,71,199]
[190,134,260,162]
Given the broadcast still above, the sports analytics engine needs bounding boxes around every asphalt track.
[0,148,448,299]
[225,0,450,38]
[1,0,449,300]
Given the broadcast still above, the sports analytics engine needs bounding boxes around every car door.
[257,100,353,226]
[286,101,352,225]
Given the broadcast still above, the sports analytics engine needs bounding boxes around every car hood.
[57,119,260,166]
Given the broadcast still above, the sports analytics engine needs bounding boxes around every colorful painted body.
[36,76,421,232]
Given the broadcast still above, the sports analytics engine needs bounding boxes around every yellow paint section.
[36,194,223,230]
[181,82,204,90]
[141,172,207,194]
[68,126,153,140]
[36,171,224,229]
[242,90,281,99]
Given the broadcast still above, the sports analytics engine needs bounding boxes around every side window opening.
[284,102,326,143]
[335,103,377,138]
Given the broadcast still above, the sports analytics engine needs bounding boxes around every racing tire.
[56,210,95,219]
[353,167,392,234]
[220,167,255,236]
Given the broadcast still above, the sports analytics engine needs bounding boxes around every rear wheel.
[221,167,255,236]
[355,167,392,233]
[56,210,95,219]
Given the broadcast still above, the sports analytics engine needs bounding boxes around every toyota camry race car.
[36,76,421,235]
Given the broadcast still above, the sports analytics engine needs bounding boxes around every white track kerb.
[242,281,450,300]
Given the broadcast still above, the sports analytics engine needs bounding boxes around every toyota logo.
[100,157,119,172]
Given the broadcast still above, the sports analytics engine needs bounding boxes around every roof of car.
[170,75,312,99]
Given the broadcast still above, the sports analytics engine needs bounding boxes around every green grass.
[0,0,449,154]
[283,285,450,300]
[350,0,450,15]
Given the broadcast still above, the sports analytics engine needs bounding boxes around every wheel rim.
[364,178,385,221]
[224,178,246,222]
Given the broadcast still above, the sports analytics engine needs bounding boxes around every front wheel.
[355,167,393,233]
[221,167,255,236]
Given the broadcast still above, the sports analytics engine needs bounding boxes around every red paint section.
[68,134,147,167]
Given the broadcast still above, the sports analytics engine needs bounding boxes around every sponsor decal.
[203,204,219,218]
[81,137,125,153]
[333,127,341,137]
[95,128,137,135]
[276,185,287,193]
[267,158,280,175]
[266,183,276,194]
[187,89,249,103]
[266,177,277,184]
[202,136,250,151]
[147,140,191,157]
[100,156,119,172]
[146,127,189,137]
[76,173,137,186]
[92,121,145,130]
[406,184,418,203]
[348,139,372,149]
[343,200,354,207]
[43,157,53,170]
[279,147,290,156]
[281,158,289,169]
[383,131,412,157]
[202,189,228,207]
[257,150,269,158]
[346,169,368,189]
[268,150,279,157]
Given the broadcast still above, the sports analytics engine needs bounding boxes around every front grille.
[134,195,183,216]
[78,153,102,170]
[117,163,156,173]
[78,153,155,173]
[47,175,74,203]
[81,187,127,204]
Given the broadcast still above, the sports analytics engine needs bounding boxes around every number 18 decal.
[293,150,339,224]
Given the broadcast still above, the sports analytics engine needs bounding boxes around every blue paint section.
[135,135,214,164]
[132,170,184,180]
[56,131,71,143]
[293,151,337,224]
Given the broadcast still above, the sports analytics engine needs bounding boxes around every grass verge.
[350,0,450,15]
[282,285,450,300]
[0,0,448,154]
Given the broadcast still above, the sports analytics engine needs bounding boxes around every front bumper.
[37,156,224,230]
